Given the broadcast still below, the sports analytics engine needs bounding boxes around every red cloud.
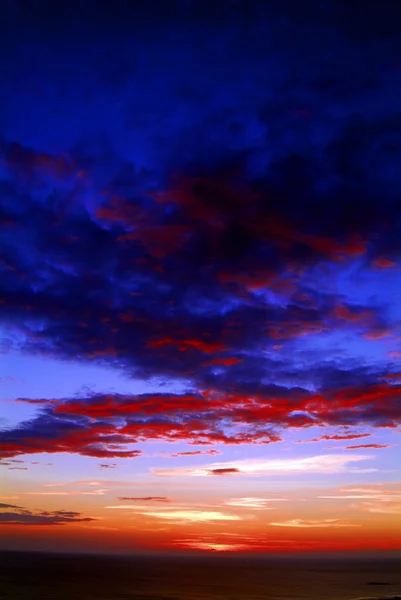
[0,415,144,460]
[305,433,371,442]
[96,196,143,228]
[146,337,226,354]
[86,347,117,358]
[53,393,208,419]
[151,175,260,228]
[345,443,391,450]
[333,305,374,323]
[373,258,397,269]
[251,212,366,260]
[5,143,76,184]
[364,329,392,340]
[383,372,401,379]
[219,270,279,293]
[170,449,220,457]
[3,379,400,459]
[148,174,369,274]
[15,398,53,405]
[117,224,191,258]
[205,357,243,366]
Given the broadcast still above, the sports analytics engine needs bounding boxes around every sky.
[0,0,401,556]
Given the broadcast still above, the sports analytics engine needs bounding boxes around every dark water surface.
[1,552,400,600]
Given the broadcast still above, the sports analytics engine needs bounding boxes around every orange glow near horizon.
[2,474,401,555]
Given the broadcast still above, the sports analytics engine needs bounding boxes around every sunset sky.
[1,0,401,556]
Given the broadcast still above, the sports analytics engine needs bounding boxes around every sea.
[0,551,400,600]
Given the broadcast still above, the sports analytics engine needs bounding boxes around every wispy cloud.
[299,432,372,443]
[345,443,391,450]
[226,497,287,509]
[317,483,401,502]
[44,480,133,487]
[133,510,242,523]
[153,454,375,477]
[117,497,169,502]
[23,489,109,496]
[270,519,360,528]
[365,504,401,515]
[169,450,221,458]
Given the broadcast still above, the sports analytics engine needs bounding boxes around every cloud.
[270,519,360,528]
[317,483,401,504]
[0,0,401,463]
[176,541,248,552]
[43,479,134,488]
[0,409,144,459]
[134,510,241,523]
[2,378,400,459]
[366,504,401,515]
[106,500,243,522]
[153,454,375,477]
[208,468,240,476]
[23,489,109,496]
[0,503,96,525]
[301,432,372,443]
[170,449,220,457]
[319,494,394,500]
[117,497,169,502]
[345,443,391,450]
[226,497,287,509]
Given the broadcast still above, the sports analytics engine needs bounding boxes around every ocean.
[0,552,400,600]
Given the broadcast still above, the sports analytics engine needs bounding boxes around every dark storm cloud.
[0,0,401,458]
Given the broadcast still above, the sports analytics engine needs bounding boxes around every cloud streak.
[0,503,95,526]
[134,510,242,523]
[226,497,287,509]
[118,497,169,502]
[153,454,375,477]
[270,519,360,528]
